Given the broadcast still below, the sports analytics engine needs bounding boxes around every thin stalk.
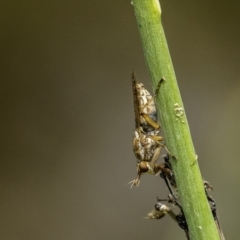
[132,1,221,240]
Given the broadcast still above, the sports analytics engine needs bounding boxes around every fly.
[130,71,175,187]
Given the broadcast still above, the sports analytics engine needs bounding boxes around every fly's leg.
[128,161,150,187]
[155,163,176,197]
[141,113,160,130]
[161,154,178,195]
[149,145,161,166]
[154,77,165,98]
[128,160,149,187]
[128,175,141,188]
[162,144,177,160]
[150,135,177,160]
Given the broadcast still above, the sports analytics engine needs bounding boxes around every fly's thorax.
[133,130,160,162]
[150,134,163,142]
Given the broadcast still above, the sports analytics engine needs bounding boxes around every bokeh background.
[1,0,240,239]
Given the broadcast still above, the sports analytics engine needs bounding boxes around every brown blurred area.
[0,0,240,239]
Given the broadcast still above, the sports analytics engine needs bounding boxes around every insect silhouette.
[146,194,190,240]
[204,181,225,240]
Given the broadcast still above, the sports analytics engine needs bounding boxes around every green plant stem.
[132,1,221,240]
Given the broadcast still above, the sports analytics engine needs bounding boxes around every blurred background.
[1,0,240,239]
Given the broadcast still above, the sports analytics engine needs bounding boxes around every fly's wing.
[132,71,141,129]
[145,209,166,219]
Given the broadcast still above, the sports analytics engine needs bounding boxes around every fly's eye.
[138,162,149,173]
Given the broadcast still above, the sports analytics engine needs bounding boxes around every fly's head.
[128,161,153,188]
